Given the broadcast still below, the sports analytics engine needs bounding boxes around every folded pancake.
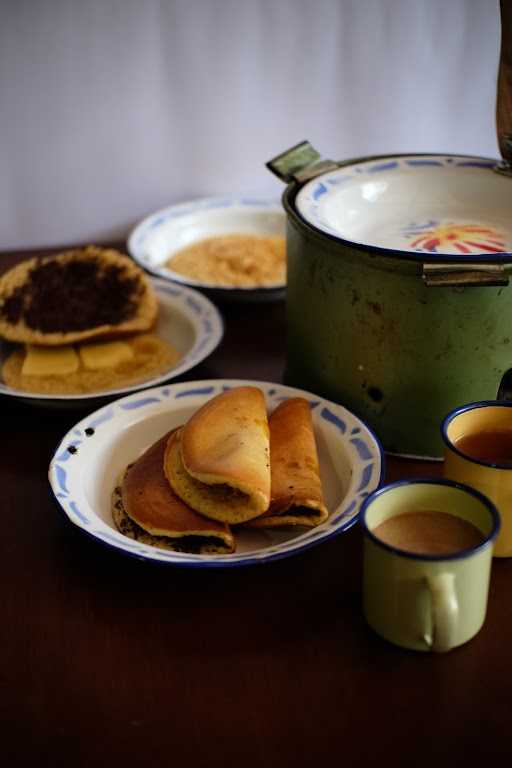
[112,431,235,554]
[164,386,271,524]
[247,397,328,528]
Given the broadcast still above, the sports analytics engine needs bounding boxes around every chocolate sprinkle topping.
[1,257,142,333]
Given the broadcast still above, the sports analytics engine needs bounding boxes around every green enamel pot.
[267,142,512,458]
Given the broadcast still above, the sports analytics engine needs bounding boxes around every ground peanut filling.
[167,234,286,287]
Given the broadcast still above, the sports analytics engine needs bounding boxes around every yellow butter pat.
[22,345,80,376]
[79,340,134,370]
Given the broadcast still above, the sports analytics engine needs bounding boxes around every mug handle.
[424,573,458,652]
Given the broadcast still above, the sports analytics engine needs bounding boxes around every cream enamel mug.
[360,479,500,652]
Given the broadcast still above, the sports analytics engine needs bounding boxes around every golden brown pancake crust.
[181,386,270,494]
[248,397,328,528]
[112,486,234,554]
[116,431,235,553]
[165,387,271,523]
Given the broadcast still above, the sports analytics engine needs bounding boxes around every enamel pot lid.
[293,153,512,262]
[267,142,512,266]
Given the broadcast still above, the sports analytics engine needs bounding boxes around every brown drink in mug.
[442,397,512,557]
[372,509,485,556]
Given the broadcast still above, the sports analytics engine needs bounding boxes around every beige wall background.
[0,0,501,249]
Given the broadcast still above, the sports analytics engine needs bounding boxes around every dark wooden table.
[2,247,511,767]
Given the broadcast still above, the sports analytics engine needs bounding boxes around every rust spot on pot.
[367,301,382,315]
[306,258,320,288]
[368,386,383,403]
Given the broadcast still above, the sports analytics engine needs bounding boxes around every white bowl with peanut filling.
[128,197,286,302]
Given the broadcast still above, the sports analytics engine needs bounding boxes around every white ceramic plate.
[0,279,223,406]
[127,197,287,301]
[48,379,384,567]
[296,155,512,258]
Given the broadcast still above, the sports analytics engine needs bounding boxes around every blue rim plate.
[127,197,286,301]
[0,278,223,406]
[48,379,384,567]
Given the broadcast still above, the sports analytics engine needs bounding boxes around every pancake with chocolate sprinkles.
[0,246,157,345]
[113,432,235,554]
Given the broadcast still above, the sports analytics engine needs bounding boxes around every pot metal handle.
[266,140,339,184]
[422,263,509,287]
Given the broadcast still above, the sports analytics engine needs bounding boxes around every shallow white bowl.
[295,155,512,258]
[48,379,384,567]
[128,197,287,301]
[0,279,223,407]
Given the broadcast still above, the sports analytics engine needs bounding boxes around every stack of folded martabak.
[113,386,328,554]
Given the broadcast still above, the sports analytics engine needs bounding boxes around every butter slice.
[79,340,134,370]
[22,345,80,376]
